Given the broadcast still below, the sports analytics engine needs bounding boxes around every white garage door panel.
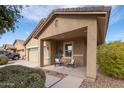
[29,48,38,63]
[28,45,51,66]
[44,57,50,66]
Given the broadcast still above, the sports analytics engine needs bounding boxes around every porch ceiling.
[42,27,87,40]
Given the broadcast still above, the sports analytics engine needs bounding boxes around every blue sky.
[0,5,124,46]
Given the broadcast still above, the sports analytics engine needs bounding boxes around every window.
[64,42,73,57]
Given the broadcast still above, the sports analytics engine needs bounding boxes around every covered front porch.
[43,65,86,78]
[38,25,97,81]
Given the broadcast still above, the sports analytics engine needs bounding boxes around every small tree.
[0,5,23,36]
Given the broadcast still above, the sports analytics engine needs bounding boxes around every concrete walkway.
[51,75,83,88]
[45,74,62,88]
[43,65,84,88]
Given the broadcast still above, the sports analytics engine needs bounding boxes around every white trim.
[17,49,25,51]
[26,46,38,49]
[73,54,84,57]
[63,41,73,58]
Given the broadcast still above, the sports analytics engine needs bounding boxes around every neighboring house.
[24,18,46,64]
[13,39,25,59]
[25,6,111,81]
[0,47,5,51]
[2,44,16,52]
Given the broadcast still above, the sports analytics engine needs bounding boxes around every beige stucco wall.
[43,41,51,66]
[25,38,38,48]
[25,38,38,61]
[14,41,25,59]
[86,21,97,81]
[73,38,86,66]
[18,50,25,59]
[25,48,29,61]
[38,15,97,40]
[14,41,24,50]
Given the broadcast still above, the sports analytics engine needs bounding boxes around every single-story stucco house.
[13,39,25,59]
[25,6,111,81]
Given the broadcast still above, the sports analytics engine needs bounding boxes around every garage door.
[29,48,38,63]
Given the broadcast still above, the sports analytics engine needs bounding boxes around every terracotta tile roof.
[23,18,46,45]
[17,39,24,43]
[33,6,111,38]
[13,39,24,46]
[53,6,110,12]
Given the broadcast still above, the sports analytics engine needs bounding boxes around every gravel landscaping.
[81,72,124,88]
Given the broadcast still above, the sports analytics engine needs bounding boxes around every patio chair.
[60,57,75,68]
[54,58,62,66]
[66,58,75,68]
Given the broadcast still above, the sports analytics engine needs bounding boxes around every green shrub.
[0,65,46,88]
[97,41,124,79]
[0,55,9,65]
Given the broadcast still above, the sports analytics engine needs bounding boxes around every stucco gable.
[34,6,111,39]
[25,38,38,48]
[38,15,98,40]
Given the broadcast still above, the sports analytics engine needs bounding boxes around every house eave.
[34,7,111,39]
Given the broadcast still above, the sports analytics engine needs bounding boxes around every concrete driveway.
[0,60,38,68]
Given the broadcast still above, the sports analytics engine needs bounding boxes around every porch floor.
[42,65,86,78]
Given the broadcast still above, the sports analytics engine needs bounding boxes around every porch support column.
[38,39,44,67]
[25,48,29,61]
[86,22,97,81]
[50,40,56,65]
